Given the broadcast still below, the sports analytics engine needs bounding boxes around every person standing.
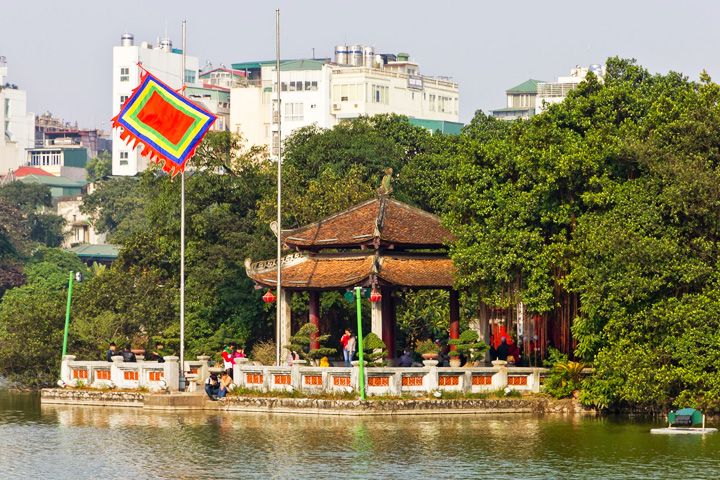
[106,343,117,362]
[221,343,235,378]
[341,329,351,367]
[345,329,357,367]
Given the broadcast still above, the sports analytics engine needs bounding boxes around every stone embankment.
[41,389,597,415]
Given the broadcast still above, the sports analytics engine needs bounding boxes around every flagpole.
[180,19,187,382]
[275,9,282,367]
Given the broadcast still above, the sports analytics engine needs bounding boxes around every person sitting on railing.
[120,344,136,362]
[146,342,166,363]
[105,342,117,362]
[205,373,219,401]
[398,348,413,367]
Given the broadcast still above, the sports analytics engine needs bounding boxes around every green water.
[1,390,719,479]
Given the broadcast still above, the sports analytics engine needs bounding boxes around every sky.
[2,0,720,130]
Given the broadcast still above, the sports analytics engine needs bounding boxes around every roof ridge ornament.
[376,168,394,196]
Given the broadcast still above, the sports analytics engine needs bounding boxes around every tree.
[85,151,112,182]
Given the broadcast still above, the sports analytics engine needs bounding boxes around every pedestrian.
[345,329,357,367]
[148,342,166,363]
[398,348,413,367]
[340,329,351,367]
[105,342,117,362]
[496,337,509,361]
[221,343,235,378]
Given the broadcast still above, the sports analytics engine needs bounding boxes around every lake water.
[1,390,719,479]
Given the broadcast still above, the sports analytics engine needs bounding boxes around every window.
[285,102,304,121]
[119,151,129,166]
[371,85,389,104]
[120,95,128,111]
[333,83,362,102]
[120,67,130,82]
[429,94,436,111]
[184,69,196,84]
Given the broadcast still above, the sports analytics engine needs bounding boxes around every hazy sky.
[2,0,719,130]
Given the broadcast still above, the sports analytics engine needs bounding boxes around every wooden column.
[279,289,293,365]
[449,289,460,351]
[309,290,320,350]
[381,287,396,359]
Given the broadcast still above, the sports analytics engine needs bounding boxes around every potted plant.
[448,330,490,367]
[416,339,440,366]
[284,323,337,365]
[542,347,588,399]
[362,332,388,367]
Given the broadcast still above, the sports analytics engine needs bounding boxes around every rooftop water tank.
[159,37,173,52]
[121,33,134,47]
[397,52,409,62]
[348,44,363,66]
[334,45,348,65]
[363,46,375,68]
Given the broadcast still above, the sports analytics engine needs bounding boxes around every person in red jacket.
[221,343,235,378]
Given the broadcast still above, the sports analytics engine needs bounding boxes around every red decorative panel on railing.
[304,375,322,386]
[472,375,492,385]
[72,369,88,379]
[333,376,351,387]
[508,376,527,386]
[246,374,264,384]
[439,376,459,386]
[368,377,389,387]
[124,371,138,381]
[149,371,163,381]
[274,374,291,385]
[96,370,111,380]
[402,376,423,387]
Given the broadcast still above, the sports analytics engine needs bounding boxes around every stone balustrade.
[233,363,548,397]
[60,355,192,392]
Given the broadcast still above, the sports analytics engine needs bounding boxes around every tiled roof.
[281,196,454,250]
[506,79,544,93]
[11,166,54,177]
[245,252,455,289]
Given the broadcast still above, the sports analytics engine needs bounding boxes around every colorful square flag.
[111,68,216,176]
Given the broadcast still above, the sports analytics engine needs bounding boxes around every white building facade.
[230,47,460,156]
[111,33,200,176]
[536,64,605,112]
[0,57,35,174]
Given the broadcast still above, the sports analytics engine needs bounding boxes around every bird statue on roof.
[376,168,394,196]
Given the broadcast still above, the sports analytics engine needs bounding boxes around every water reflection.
[1,390,720,479]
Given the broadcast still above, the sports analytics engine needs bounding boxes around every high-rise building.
[111,32,201,175]
[229,46,461,156]
[0,56,35,175]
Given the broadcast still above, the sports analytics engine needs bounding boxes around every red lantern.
[263,289,276,303]
[369,288,382,302]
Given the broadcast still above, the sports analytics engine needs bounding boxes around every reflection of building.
[0,57,35,174]
[230,45,461,156]
[112,32,201,176]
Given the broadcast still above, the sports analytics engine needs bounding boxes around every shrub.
[250,339,277,366]
[284,323,337,360]
[362,332,388,366]
[447,329,489,362]
[416,339,439,355]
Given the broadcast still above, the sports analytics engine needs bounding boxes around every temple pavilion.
[245,193,461,361]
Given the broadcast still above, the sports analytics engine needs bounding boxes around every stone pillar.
[61,355,76,384]
[279,289,293,365]
[309,290,320,350]
[197,355,210,383]
[381,287,396,359]
[163,356,180,391]
[110,355,124,387]
[449,289,460,351]
[371,294,382,339]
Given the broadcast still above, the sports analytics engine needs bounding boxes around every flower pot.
[422,359,439,367]
[449,357,462,368]
[351,360,367,367]
[421,353,438,360]
[491,360,507,367]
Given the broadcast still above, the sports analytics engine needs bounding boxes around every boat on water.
[651,408,717,435]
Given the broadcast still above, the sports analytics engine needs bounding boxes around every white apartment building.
[111,33,201,176]
[536,64,605,113]
[229,46,460,155]
[0,57,35,174]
